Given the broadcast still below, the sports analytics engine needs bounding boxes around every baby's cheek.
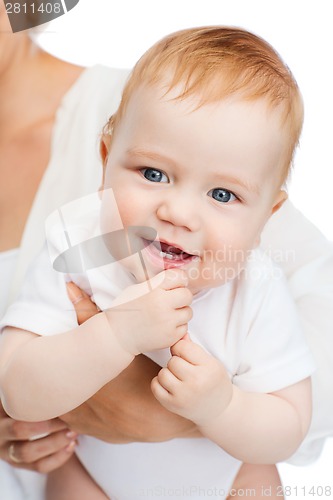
[117,209,136,228]
[113,192,142,228]
[99,197,124,234]
[222,227,259,257]
[203,239,253,285]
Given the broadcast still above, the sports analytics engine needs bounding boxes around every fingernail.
[66,431,78,439]
[65,440,76,453]
[66,282,84,304]
[29,432,50,441]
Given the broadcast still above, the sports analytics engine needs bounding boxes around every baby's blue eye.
[209,188,236,203]
[141,168,168,183]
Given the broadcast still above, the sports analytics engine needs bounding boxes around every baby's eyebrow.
[126,147,177,167]
[212,173,261,195]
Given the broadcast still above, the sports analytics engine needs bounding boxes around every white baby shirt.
[1,194,315,499]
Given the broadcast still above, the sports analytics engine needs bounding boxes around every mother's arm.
[60,282,200,442]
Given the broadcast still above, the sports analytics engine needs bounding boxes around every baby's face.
[101,84,287,293]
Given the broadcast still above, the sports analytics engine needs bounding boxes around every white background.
[35,0,332,496]
[36,0,333,242]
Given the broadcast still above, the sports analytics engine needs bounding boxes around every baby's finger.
[171,338,209,365]
[175,325,189,339]
[151,376,173,404]
[67,282,100,325]
[167,355,190,381]
[156,367,180,393]
[175,306,193,328]
[168,287,193,309]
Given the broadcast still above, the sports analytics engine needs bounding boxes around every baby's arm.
[151,337,312,464]
[0,314,133,422]
[0,270,191,421]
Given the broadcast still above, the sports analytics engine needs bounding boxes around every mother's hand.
[0,402,77,473]
[61,282,200,443]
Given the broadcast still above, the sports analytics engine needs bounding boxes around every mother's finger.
[3,417,68,442]
[29,443,77,474]
[7,429,78,465]
[7,440,77,473]
[66,282,100,325]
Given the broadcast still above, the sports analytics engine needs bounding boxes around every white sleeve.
[0,245,77,336]
[232,257,316,394]
[261,200,333,463]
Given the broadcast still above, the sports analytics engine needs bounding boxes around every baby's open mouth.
[143,239,197,262]
[155,241,194,260]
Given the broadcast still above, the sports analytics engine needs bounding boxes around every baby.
[0,26,314,499]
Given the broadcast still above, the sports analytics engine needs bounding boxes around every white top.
[262,202,333,466]
[1,195,315,498]
[0,248,19,319]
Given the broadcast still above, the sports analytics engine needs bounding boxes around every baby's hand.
[151,337,233,426]
[105,270,193,356]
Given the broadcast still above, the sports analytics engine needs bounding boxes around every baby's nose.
[156,193,200,231]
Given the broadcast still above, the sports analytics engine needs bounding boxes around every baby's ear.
[100,116,114,166]
[100,134,112,167]
[271,190,288,215]
[98,132,113,196]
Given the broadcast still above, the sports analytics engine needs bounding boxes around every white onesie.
[1,194,315,499]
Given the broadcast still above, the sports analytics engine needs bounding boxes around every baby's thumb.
[159,269,188,290]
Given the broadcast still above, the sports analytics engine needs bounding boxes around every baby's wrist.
[74,311,135,382]
[103,309,140,357]
[195,382,234,428]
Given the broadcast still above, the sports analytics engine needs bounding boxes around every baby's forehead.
[115,87,288,172]
[127,82,288,132]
